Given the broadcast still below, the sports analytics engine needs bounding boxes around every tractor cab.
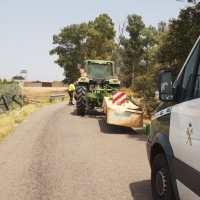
[85,60,114,80]
[76,59,120,115]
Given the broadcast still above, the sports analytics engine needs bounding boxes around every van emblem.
[186,123,193,146]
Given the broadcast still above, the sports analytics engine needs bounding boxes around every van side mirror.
[158,70,173,101]
[77,64,81,69]
[116,66,120,74]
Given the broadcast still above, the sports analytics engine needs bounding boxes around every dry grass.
[0,87,69,142]
[0,104,40,142]
[143,118,151,125]
[120,87,135,96]
[22,87,69,102]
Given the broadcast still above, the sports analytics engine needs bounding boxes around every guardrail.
[49,94,65,102]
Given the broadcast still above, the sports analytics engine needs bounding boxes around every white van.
[146,35,200,200]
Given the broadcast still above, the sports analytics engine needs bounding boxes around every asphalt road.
[0,102,152,200]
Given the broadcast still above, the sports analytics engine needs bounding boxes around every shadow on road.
[70,107,105,118]
[97,119,149,142]
[69,106,148,140]
[129,180,153,200]
[126,127,148,141]
[97,118,137,135]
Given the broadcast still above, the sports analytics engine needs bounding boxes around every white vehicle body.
[146,36,200,199]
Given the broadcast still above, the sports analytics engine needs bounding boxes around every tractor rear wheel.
[76,86,87,115]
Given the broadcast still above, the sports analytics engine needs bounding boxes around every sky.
[0,0,189,82]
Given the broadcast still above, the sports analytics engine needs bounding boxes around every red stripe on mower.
[112,92,126,104]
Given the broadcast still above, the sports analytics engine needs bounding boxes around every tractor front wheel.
[76,86,87,115]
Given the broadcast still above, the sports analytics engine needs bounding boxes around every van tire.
[151,153,176,200]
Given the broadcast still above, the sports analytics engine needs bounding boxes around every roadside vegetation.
[0,86,69,142]
[1,1,199,140]
[0,104,42,142]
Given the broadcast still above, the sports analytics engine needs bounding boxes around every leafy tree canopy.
[12,76,25,80]
[50,14,116,84]
[177,0,199,3]
[119,14,159,87]
[156,2,200,78]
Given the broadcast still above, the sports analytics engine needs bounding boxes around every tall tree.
[85,14,116,60]
[120,14,145,86]
[112,18,128,82]
[12,76,25,80]
[50,14,116,83]
[50,23,87,83]
[157,21,168,33]
[156,2,200,79]
[131,25,160,117]
[177,0,199,3]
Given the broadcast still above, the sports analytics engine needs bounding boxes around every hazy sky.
[0,0,189,82]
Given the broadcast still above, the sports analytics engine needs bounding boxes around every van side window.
[193,62,200,98]
[180,43,200,101]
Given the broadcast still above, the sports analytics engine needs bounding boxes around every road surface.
[0,102,152,200]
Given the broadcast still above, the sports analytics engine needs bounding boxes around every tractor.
[76,59,120,115]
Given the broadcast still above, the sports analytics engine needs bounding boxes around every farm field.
[21,87,69,103]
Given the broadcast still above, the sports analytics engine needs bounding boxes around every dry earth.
[21,87,69,102]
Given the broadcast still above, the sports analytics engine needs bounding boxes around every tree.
[135,3,200,117]
[50,14,116,84]
[50,23,87,83]
[116,13,161,116]
[131,26,160,117]
[85,14,116,60]
[156,2,200,79]
[3,78,7,84]
[177,0,199,3]
[119,14,148,86]
[12,76,25,80]
[112,18,128,83]
[33,80,41,83]
[157,21,168,33]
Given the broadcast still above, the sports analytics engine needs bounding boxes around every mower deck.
[102,97,144,128]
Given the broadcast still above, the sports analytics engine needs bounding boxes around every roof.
[84,60,114,64]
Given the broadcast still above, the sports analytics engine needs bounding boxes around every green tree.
[136,25,159,75]
[50,14,116,84]
[3,78,7,84]
[136,3,200,117]
[85,14,116,60]
[119,14,146,87]
[177,0,199,3]
[12,76,25,80]
[112,18,127,67]
[157,21,168,33]
[117,14,160,116]
[131,26,160,117]
[156,2,200,79]
[50,23,87,83]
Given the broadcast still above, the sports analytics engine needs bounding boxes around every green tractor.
[76,60,120,115]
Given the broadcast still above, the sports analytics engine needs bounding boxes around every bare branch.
[176,0,198,3]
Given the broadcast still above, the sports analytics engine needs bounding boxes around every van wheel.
[151,153,176,200]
